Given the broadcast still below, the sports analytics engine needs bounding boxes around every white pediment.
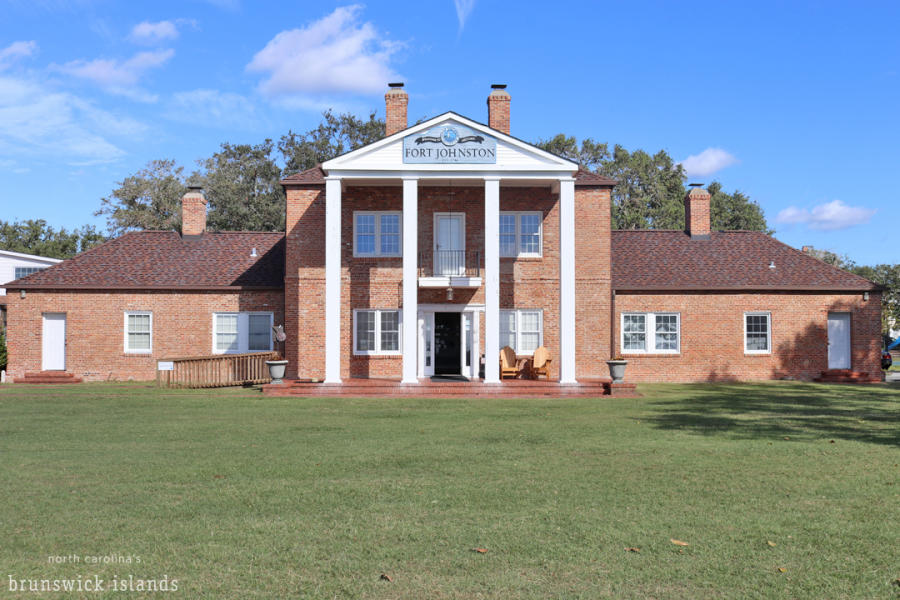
[322,112,577,176]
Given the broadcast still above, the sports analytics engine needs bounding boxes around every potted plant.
[266,324,289,384]
[606,356,628,383]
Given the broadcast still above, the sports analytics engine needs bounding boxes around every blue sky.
[1,0,898,265]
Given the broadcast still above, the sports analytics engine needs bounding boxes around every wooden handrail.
[157,351,280,388]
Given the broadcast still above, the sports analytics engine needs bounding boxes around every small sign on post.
[157,361,174,371]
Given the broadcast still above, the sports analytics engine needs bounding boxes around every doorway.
[434,213,465,276]
[827,312,851,369]
[434,312,461,375]
[42,313,66,371]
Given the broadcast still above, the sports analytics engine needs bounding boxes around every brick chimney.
[487,84,510,134]
[385,82,408,137]
[685,184,711,239]
[181,186,207,236]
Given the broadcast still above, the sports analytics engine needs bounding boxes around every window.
[621,312,680,354]
[354,212,402,257]
[15,266,44,279]
[499,212,542,257]
[124,312,152,353]
[353,310,402,355]
[499,309,543,354]
[744,312,771,354]
[213,312,273,354]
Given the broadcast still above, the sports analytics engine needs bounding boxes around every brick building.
[5,84,882,384]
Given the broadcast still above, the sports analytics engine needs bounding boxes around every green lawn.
[0,382,897,599]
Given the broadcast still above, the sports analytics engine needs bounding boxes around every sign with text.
[403,123,497,164]
[157,361,174,371]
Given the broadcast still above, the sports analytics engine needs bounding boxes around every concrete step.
[15,371,83,384]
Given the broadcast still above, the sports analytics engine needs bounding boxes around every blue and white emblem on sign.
[402,122,497,164]
[440,127,459,146]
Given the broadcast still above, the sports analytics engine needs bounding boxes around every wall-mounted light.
[863,292,869,301]
[446,286,454,301]
[20,290,26,299]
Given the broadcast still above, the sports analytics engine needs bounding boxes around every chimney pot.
[487,84,511,134]
[181,188,208,237]
[684,185,711,239]
[384,82,408,137]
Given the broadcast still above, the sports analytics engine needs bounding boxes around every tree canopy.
[0,219,105,259]
[536,134,771,233]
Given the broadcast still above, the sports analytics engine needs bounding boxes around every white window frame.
[353,211,403,257]
[123,311,153,354]
[499,309,544,354]
[212,312,274,354]
[499,211,543,258]
[743,311,772,355]
[620,312,681,354]
[353,309,403,356]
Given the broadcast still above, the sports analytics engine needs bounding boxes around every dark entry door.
[434,312,461,375]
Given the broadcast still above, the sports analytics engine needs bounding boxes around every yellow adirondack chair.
[500,346,527,379]
[530,346,552,380]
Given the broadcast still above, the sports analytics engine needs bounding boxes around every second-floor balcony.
[418,250,482,287]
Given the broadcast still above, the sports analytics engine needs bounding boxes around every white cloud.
[246,5,402,99]
[164,89,263,130]
[0,41,38,70]
[0,74,145,165]
[129,20,179,44]
[454,0,476,32]
[679,147,739,178]
[776,200,876,231]
[52,49,174,101]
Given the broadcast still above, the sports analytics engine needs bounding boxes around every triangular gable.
[322,112,578,174]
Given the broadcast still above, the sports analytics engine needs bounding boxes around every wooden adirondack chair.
[500,346,527,379]
[530,346,552,380]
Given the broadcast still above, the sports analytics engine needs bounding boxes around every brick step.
[261,378,627,398]
[15,371,83,384]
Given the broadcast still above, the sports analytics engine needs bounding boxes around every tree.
[279,110,385,176]
[537,136,771,232]
[0,219,105,258]
[0,326,6,371]
[199,140,285,232]
[95,159,188,236]
[708,182,772,234]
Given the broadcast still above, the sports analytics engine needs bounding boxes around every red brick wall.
[575,186,612,376]
[285,183,580,380]
[614,291,882,382]
[6,289,284,381]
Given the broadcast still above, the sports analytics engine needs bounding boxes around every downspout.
[610,289,616,359]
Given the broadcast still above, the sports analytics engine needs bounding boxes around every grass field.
[0,381,897,599]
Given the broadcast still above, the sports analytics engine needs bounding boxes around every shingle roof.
[7,231,284,290]
[281,165,613,187]
[612,230,879,291]
[281,165,326,185]
[573,168,617,186]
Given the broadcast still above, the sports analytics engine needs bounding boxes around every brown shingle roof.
[612,230,879,291]
[281,165,326,185]
[8,231,284,290]
[574,168,617,186]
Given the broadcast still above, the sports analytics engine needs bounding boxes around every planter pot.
[606,360,628,383]
[265,360,289,384]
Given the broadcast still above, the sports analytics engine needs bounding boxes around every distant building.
[0,250,61,331]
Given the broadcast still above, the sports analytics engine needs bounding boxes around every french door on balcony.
[433,213,465,276]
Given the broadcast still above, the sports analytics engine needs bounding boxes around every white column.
[401,177,419,384]
[324,176,342,384]
[484,177,501,383]
[559,177,577,384]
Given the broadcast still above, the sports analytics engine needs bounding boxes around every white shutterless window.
[499,212,543,257]
[353,211,402,257]
[124,311,152,354]
[499,309,543,354]
[744,312,772,354]
[353,309,402,355]
[213,312,273,354]
[621,312,680,354]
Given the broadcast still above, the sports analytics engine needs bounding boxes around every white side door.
[42,313,66,371]
[827,312,851,370]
